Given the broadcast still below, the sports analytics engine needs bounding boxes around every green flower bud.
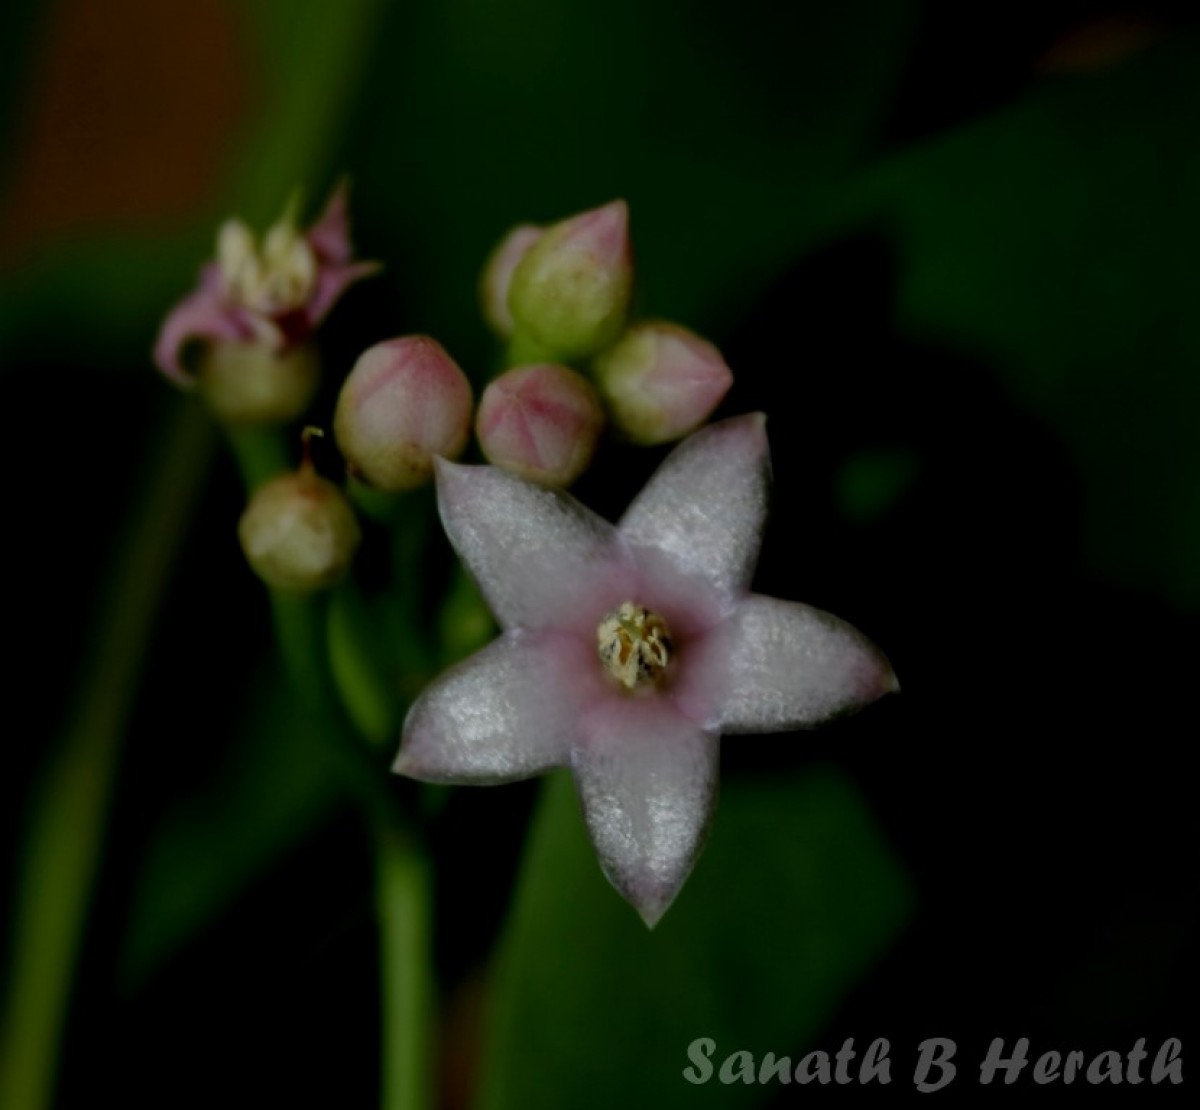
[593,322,732,445]
[238,454,361,593]
[198,339,319,426]
[507,200,633,362]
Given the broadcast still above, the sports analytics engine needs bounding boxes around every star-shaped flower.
[394,415,897,925]
[154,182,379,386]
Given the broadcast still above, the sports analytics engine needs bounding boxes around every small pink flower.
[153,182,379,386]
[394,415,897,925]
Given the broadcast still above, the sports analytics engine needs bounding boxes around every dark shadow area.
[712,233,1195,1103]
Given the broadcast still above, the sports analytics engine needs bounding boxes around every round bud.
[238,468,362,593]
[334,336,474,492]
[476,364,604,487]
[507,200,633,362]
[593,321,733,445]
[480,224,542,338]
[198,339,319,425]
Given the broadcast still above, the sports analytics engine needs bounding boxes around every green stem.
[226,425,290,490]
[375,823,433,1110]
[0,400,215,1110]
[230,425,433,1110]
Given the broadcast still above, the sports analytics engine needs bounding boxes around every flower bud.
[476,364,604,487]
[507,200,633,361]
[334,336,473,491]
[198,339,319,425]
[238,461,362,593]
[480,223,542,338]
[592,321,733,445]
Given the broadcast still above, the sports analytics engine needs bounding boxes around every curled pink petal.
[154,182,378,388]
[573,697,719,928]
[152,283,249,386]
[307,259,383,330]
[305,179,355,265]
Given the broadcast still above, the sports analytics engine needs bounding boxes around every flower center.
[597,601,672,690]
[217,202,317,316]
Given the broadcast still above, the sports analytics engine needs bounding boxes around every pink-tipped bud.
[334,336,474,492]
[475,364,604,487]
[238,457,362,594]
[199,339,319,425]
[480,224,543,338]
[507,200,633,361]
[592,321,733,445]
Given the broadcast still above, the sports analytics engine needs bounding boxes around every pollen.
[597,601,673,690]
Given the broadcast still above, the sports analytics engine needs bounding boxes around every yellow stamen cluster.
[217,198,317,316]
[597,601,672,690]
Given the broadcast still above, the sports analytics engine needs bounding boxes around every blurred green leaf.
[350,0,917,360]
[852,33,1200,606]
[836,448,921,523]
[119,661,344,987]
[480,766,912,1110]
[0,0,387,362]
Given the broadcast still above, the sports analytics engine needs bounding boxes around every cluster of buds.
[479,200,734,453]
[155,190,737,589]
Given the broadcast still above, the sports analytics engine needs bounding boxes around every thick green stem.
[375,823,433,1110]
[0,400,215,1110]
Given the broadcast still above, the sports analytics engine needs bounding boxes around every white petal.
[691,595,898,734]
[395,632,587,783]
[618,414,770,599]
[435,459,633,632]
[573,698,719,926]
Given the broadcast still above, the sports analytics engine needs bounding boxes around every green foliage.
[853,33,1200,606]
[480,768,913,1110]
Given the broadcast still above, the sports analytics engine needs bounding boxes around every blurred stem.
[226,424,291,490]
[505,328,555,368]
[0,400,215,1110]
[328,582,395,748]
[375,822,433,1110]
[231,426,433,1110]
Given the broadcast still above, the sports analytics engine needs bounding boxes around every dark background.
[2,0,1196,1106]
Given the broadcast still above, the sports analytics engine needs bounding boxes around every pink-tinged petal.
[475,363,604,488]
[573,698,719,927]
[481,223,543,338]
[305,179,355,265]
[680,594,898,734]
[435,459,635,633]
[594,321,734,445]
[153,283,248,386]
[395,631,592,784]
[619,413,770,600]
[305,259,382,330]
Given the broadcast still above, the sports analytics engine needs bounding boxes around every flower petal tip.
[633,890,675,930]
[391,750,414,777]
